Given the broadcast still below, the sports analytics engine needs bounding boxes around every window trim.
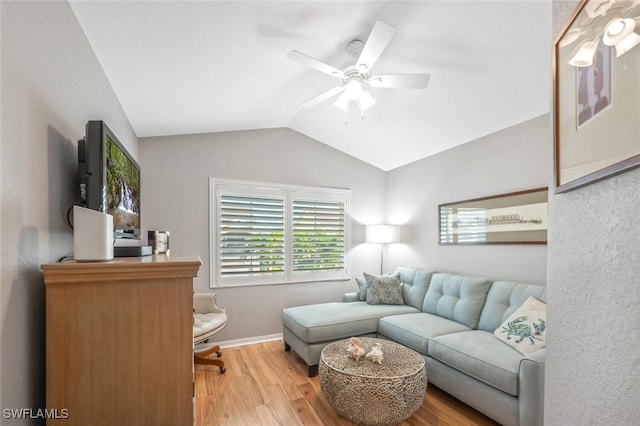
[209,178,350,288]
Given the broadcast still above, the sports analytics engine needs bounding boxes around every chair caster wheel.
[220,366,226,374]
[216,351,222,357]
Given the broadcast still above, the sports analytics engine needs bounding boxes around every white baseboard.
[216,333,283,349]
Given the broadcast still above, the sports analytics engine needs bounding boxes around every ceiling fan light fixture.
[603,18,635,45]
[344,79,363,100]
[333,92,350,112]
[568,38,599,67]
[359,91,376,111]
[601,17,640,57]
[287,20,430,118]
[613,31,640,56]
[333,89,375,113]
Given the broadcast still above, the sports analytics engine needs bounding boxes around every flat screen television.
[78,120,141,239]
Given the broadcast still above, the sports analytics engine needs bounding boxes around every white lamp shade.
[344,80,363,100]
[334,89,376,112]
[568,38,599,67]
[614,32,640,57]
[603,18,635,46]
[366,224,400,244]
[334,92,350,112]
[359,91,376,111]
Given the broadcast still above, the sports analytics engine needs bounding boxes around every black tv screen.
[79,121,141,239]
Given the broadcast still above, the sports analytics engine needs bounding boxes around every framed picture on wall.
[553,0,640,193]
[438,188,548,245]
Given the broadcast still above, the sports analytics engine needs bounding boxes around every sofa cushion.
[378,312,471,354]
[422,273,491,329]
[364,272,404,305]
[282,302,419,344]
[394,267,434,310]
[494,296,546,355]
[478,281,546,333]
[429,330,525,396]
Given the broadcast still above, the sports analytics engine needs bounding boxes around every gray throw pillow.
[355,277,368,301]
[364,272,404,305]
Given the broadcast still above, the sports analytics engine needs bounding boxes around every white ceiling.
[69,0,552,171]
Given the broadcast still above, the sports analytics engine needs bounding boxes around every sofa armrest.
[342,292,360,302]
[194,292,225,315]
[518,348,545,426]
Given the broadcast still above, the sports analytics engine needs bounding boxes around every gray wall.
[0,1,137,414]
[140,115,549,346]
[139,128,387,342]
[385,114,550,284]
[545,2,640,424]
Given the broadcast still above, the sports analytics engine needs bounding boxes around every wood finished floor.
[194,340,500,426]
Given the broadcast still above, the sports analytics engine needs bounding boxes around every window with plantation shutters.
[219,194,285,280]
[211,179,350,287]
[292,199,345,274]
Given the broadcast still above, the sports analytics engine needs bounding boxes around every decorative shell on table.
[346,337,366,362]
[366,343,384,364]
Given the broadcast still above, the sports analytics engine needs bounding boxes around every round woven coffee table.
[319,337,427,426]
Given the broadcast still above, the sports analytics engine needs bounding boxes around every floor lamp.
[365,224,400,274]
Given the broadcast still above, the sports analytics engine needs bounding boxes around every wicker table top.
[321,337,425,378]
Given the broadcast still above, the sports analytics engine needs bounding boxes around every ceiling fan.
[287,21,431,117]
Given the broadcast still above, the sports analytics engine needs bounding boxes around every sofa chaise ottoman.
[282,267,432,376]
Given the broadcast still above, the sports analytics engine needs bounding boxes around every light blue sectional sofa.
[282,267,546,426]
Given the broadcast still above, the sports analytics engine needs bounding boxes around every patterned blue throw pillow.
[364,272,404,305]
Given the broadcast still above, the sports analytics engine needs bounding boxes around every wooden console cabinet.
[41,255,201,425]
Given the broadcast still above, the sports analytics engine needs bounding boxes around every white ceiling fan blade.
[301,86,345,108]
[357,21,396,71]
[369,74,431,89]
[287,50,342,78]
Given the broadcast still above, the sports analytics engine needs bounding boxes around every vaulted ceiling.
[70,0,552,171]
